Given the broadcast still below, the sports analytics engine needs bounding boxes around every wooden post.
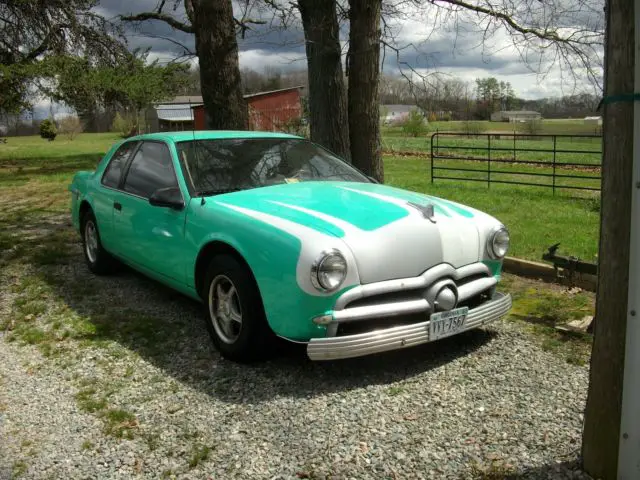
[618,0,640,475]
[582,0,635,477]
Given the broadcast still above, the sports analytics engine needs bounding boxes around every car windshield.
[175,137,371,195]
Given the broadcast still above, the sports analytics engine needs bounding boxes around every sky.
[40,0,605,119]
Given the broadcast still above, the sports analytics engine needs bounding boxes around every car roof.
[125,130,303,143]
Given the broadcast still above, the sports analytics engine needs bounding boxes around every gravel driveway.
[0,222,592,479]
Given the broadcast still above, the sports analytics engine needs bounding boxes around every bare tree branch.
[120,12,195,33]
[431,0,602,46]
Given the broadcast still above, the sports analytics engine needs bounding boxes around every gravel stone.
[0,240,593,479]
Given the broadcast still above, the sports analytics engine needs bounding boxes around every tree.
[0,0,128,113]
[475,77,502,119]
[122,0,250,129]
[39,118,57,141]
[297,0,350,160]
[348,0,382,179]
[402,109,427,137]
[58,116,83,140]
[581,0,634,476]
[44,52,189,134]
[296,0,602,178]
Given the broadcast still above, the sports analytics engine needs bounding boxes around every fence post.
[552,135,557,195]
[430,133,435,184]
[513,133,516,162]
[487,134,491,188]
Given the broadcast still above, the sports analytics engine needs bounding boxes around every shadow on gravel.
[504,460,589,480]
[44,243,497,405]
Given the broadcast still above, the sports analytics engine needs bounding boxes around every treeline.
[233,68,601,121]
[379,74,600,120]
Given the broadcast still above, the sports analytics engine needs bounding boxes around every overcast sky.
[40,0,603,118]
[98,0,604,100]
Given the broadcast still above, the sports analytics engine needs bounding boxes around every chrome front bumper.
[307,292,512,361]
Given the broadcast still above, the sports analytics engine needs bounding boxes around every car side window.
[122,141,178,199]
[101,142,137,188]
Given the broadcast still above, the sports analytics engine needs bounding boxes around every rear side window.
[123,142,178,198]
[102,142,137,188]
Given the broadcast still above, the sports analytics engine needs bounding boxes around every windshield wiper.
[195,188,243,197]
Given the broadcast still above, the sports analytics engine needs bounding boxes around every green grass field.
[0,129,599,262]
[382,118,602,136]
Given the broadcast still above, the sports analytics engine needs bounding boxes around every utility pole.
[582,0,635,477]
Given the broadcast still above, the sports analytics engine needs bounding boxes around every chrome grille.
[341,263,494,311]
[328,262,499,338]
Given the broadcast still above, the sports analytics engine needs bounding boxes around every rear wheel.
[81,210,117,275]
[203,254,275,362]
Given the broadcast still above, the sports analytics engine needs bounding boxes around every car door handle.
[114,202,122,211]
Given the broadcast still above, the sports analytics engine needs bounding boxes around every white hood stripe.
[270,201,363,236]
[338,186,458,218]
[216,202,332,239]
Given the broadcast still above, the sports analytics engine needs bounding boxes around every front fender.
[189,200,360,340]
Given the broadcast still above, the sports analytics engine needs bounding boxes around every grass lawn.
[383,132,601,166]
[0,132,599,262]
[0,132,120,164]
[382,118,602,136]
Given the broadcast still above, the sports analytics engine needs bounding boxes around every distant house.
[193,86,305,131]
[147,96,205,132]
[381,105,425,125]
[149,86,305,133]
[584,116,602,126]
[490,110,542,122]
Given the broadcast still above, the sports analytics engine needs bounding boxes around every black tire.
[81,210,117,275]
[202,254,275,362]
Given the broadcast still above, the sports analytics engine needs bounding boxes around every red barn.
[192,86,304,131]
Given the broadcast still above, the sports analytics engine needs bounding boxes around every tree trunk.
[191,0,248,129]
[298,0,350,160]
[348,0,383,181]
[582,0,634,477]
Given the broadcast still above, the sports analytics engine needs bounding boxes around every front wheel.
[203,255,275,362]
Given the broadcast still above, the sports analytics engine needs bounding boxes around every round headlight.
[489,226,510,259]
[312,250,347,292]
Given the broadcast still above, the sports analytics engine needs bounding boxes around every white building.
[584,116,603,126]
[490,110,542,122]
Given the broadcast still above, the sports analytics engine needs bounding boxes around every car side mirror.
[149,187,185,210]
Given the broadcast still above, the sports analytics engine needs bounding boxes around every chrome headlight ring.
[311,249,348,292]
[487,225,510,259]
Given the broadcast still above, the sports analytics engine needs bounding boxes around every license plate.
[429,307,469,340]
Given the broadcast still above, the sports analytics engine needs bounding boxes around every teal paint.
[483,259,503,279]
[69,131,502,344]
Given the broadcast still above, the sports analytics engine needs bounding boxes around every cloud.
[94,0,602,99]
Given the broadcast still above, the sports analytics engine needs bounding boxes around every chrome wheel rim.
[208,275,242,344]
[84,220,99,264]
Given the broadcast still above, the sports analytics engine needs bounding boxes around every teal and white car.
[69,131,512,362]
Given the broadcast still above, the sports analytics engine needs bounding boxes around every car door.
[112,140,188,284]
[92,140,139,252]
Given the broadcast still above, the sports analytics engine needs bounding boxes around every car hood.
[211,181,498,283]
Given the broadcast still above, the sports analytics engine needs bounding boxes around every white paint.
[219,187,506,295]
[216,202,361,297]
[618,0,640,475]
